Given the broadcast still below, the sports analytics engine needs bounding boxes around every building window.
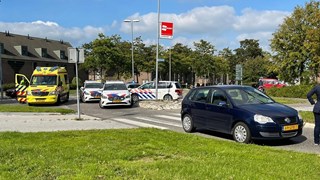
[42,48,48,58]
[0,43,4,54]
[21,46,28,56]
[60,50,65,59]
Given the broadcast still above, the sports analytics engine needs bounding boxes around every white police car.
[80,80,103,103]
[130,81,183,103]
[99,81,132,108]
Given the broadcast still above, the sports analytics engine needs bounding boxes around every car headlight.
[254,114,274,124]
[49,91,58,95]
[101,94,108,99]
[125,94,130,98]
[84,91,90,95]
[27,91,32,95]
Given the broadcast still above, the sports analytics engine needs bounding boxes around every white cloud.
[0,21,105,47]
[121,5,289,51]
[0,5,291,51]
[233,8,290,32]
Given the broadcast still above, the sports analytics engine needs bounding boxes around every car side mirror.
[218,101,228,107]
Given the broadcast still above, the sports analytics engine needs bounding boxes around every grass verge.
[0,104,75,114]
[300,111,314,123]
[0,128,319,179]
[272,97,308,104]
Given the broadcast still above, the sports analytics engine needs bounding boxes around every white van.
[130,81,183,103]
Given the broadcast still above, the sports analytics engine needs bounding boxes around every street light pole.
[169,48,171,81]
[124,19,139,82]
[155,0,160,100]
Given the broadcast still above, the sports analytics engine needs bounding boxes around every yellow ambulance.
[15,66,70,105]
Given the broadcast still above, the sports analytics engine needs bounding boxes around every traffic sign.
[157,58,165,62]
[235,64,243,81]
[160,22,173,39]
[68,48,85,63]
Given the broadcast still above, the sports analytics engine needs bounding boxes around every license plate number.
[113,100,121,103]
[283,124,298,131]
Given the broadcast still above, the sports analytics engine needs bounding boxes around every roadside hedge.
[265,85,314,98]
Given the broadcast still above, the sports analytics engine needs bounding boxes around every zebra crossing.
[111,112,182,130]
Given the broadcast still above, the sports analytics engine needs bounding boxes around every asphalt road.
[64,97,320,155]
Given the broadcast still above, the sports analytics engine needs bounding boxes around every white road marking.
[154,115,181,121]
[135,116,181,128]
[112,118,168,130]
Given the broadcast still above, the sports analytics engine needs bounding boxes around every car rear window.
[175,82,181,88]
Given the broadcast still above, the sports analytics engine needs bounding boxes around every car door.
[205,88,233,133]
[189,88,210,128]
[15,74,30,103]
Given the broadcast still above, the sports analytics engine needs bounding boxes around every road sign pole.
[75,48,81,119]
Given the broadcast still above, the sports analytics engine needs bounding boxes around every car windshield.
[226,87,274,106]
[85,83,103,89]
[104,83,127,91]
[31,75,57,85]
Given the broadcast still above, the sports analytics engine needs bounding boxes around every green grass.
[0,104,75,114]
[272,97,308,104]
[0,95,316,178]
[0,128,319,179]
[300,111,314,123]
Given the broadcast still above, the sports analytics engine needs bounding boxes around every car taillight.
[175,89,183,95]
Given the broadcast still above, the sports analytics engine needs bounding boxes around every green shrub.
[2,83,16,90]
[265,85,314,98]
[70,77,82,90]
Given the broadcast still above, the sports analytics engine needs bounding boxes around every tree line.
[81,0,320,85]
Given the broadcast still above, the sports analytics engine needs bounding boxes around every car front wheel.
[132,94,139,104]
[232,122,251,143]
[182,114,195,133]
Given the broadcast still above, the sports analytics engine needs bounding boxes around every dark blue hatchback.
[181,85,304,143]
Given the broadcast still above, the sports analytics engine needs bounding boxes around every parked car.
[126,82,140,91]
[130,81,183,103]
[181,85,303,143]
[5,88,16,98]
[99,80,132,108]
[80,80,104,103]
[259,78,286,89]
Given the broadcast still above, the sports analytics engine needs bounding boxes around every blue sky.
[0,0,307,51]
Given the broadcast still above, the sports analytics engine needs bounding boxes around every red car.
[259,78,286,89]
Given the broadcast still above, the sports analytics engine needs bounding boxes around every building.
[0,31,87,85]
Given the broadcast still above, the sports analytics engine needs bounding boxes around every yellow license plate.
[95,96,101,98]
[283,124,298,131]
[113,100,122,103]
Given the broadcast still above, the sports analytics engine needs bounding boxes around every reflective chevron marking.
[135,116,181,128]
[112,118,168,130]
[154,115,181,121]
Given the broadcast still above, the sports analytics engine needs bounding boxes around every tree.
[271,0,320,84]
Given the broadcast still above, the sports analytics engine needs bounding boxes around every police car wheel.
[99,100,104,109]
[132,94,139,104]
[163,94,173,101]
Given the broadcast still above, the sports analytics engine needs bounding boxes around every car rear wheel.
[232,122,251,143]
[182,114,195,133]
[163,94,173,101]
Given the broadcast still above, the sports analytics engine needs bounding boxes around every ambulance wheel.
[65,93,69,102]
[55,95,61,105]
[132,94,139,104]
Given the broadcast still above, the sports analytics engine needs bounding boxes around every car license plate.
[113,100,122,103]
[95,96,101,98]
[283,124,298,131]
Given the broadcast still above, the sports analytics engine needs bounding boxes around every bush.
[2,83,15,90]
[265,85,314,98]
[70,77,82,90]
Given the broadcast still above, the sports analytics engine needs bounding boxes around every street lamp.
[124,19,140,82]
